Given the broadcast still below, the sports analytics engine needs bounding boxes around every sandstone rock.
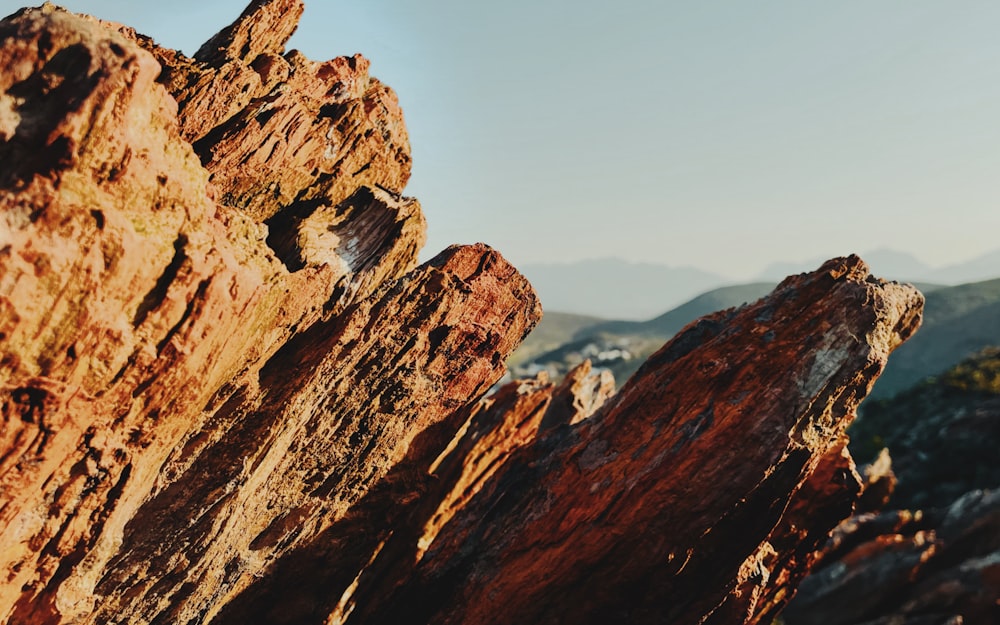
[89,243,540,624]
[740,442,863,625]
[210,361,616,625]
[115,0,411,232]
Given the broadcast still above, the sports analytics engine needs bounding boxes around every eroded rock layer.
[0,3,929,625]
[344,257,922,625]
[0,3,450,623]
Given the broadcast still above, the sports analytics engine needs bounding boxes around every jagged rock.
[341,256,922,625]
[794,351,1000,625]
[209,361,616,624]
[0,3,929,625]
[115,0,412,235]
[88,243,539,624]
[785,489,1000,625]
[855,448,897,513]
[0,4,517,624]
[741,442,863,625]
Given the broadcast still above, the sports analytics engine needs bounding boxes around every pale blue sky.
[4,1,1000,279]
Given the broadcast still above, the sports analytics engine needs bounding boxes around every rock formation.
[0,2,930,625]
[783,349,1000,625]
[336,255,922,625]
[785,488,1000,625]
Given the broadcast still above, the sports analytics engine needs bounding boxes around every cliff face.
[0,3,925,625]
[0,3,448,622]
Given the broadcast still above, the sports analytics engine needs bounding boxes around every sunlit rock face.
[0,2,926,625]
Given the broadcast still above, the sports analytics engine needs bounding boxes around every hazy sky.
[4,1,1000,279]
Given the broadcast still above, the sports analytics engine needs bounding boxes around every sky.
[4,0,1000,280]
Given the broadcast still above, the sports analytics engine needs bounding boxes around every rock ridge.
[0,3,928,625]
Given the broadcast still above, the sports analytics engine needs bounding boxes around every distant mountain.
[759,247,1000,286]
[518,259,730,320]
[577,283,777,339]
[512,273,1000,403]
[758,249,929,283]
[520,249,998,322]
[864,248,935,279]
[926,248,1000,284]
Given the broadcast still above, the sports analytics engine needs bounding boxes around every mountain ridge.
[512,274,1000,402]
[524,248,1000,319]
[518,257,732,320]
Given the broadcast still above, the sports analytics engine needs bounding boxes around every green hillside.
[507,312,606,368]
[509,283,777,383]
[573,282,776,339]
[852,348,1000,508]
[510,276,1000,404]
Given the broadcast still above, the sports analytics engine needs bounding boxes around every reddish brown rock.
[0,3,929,625]
[414,360,616,565]
[341,256,922,625]
[855,448,898,513]
[0,4,441,624]
[785,490,1000,625]
[87,243,539,624]
[209,362,615,625]
[784,350,1000,625]
[741,447,897,625]
[111,0,412,233]
[743,442,863,625]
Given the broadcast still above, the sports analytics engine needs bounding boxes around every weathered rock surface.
[108,0,411,233]
[785,349,1000,625]
[208,361,616,625]
[0,3,929,625]
[0,3,497,623]
[786,489,1000,625]
[341,256,922,625]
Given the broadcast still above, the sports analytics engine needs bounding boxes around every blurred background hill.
[512,256,1000,405]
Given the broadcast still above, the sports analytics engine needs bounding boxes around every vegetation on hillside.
[506,312,605,368]
[852,348,1000,509]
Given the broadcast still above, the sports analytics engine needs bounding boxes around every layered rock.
[0,3,929,625]
[342,256,922,625]
[85,243,539,625]
[209,361,616,625]
[108,0,411,235]
[0,3,473,623]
